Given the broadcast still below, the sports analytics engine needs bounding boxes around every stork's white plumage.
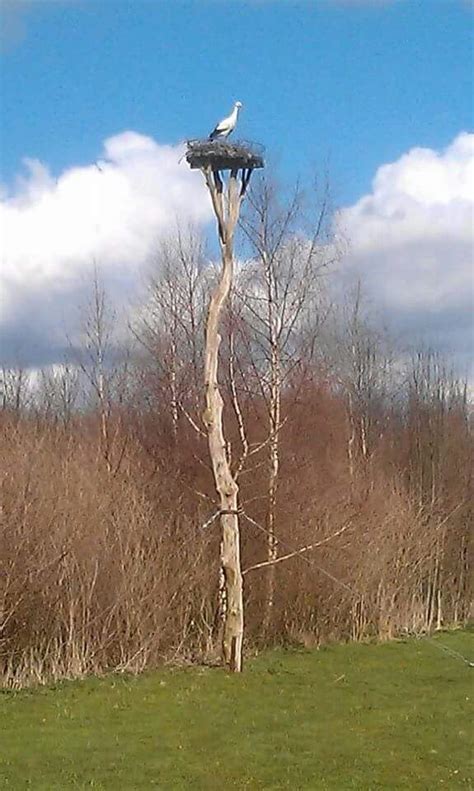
[209,101,242,141]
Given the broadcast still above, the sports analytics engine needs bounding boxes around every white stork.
[209,101,242,141]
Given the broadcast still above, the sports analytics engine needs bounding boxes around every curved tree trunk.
[202,168,244,672]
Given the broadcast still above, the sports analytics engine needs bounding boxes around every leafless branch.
[243,519,354,575]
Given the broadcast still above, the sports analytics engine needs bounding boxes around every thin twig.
[178,401,206,438]
[242,519,354,575]
[240,510,360,597]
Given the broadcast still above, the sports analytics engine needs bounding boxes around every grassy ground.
[0,631,472,790]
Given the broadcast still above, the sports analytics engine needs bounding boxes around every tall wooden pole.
[201,166,248,672]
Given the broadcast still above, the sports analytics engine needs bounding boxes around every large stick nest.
[185,139,265,171]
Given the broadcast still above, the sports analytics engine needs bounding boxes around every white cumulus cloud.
[337,132,474,371]
[2,130,473,373]
[0,131,212,365]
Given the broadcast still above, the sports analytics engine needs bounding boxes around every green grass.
[0,632,472,790]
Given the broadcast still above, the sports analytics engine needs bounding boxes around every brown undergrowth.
[0,384,471,687]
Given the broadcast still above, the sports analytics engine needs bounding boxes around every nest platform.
[185,139,265,171]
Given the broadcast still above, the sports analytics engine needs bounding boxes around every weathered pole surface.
[202,167,246,672]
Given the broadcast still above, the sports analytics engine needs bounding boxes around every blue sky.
[0,0,473,371]
[1,0,473,204]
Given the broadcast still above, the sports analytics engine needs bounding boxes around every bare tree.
[323,282,394,482]
[237,176,335,627]
[0,365,31,414]
[135,228,208,440]
[74,268,126,474]
[199,166,250,672]
[37,363,80,426]
[404,348,471,630]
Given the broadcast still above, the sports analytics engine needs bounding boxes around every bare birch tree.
[74,269,128,474]
[0,366,31,414]
[37,363,80,426]
[323,282,394,482]
[135,228,208,440]
[237,177,335,627]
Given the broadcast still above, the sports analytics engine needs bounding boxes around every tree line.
[0,177,471,686]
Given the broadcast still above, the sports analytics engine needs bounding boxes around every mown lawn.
[0,631,472,790]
